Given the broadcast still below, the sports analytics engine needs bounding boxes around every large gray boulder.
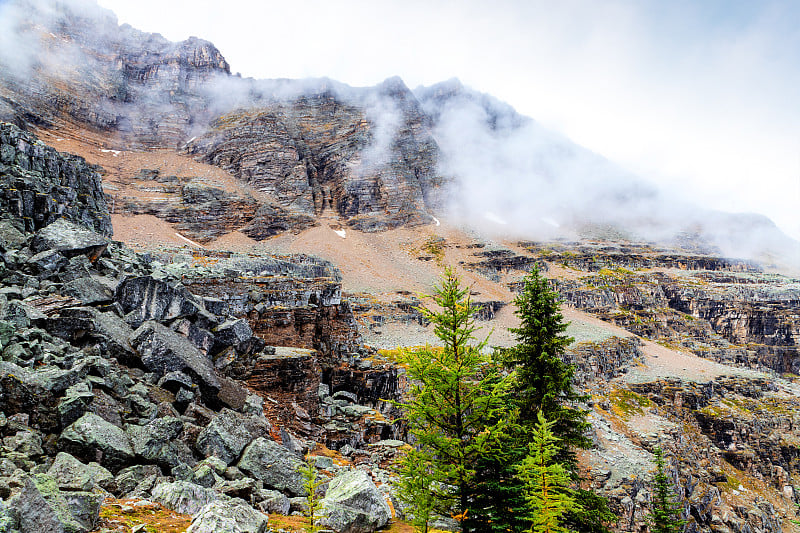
[236,438,304,496]
[7,473,102,533]
[254,489,290,515]
[45,307,136,362]
[186,499,269,533]
[321,470,391,533]
[130,320,220,401]
[30,218,108,260]
[114,464,162,496]
[57,412,134,472]
[212,319,253,353]
[117,276,204,326]
[196,409,260,465]
[127,416,186,469]
[47,452,114,492]
[150,480,224,516]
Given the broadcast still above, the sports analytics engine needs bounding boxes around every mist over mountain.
[0,0,796,267]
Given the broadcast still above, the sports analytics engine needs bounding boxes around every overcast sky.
[96,0,800,241]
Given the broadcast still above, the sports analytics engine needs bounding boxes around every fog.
[1,0,797,267]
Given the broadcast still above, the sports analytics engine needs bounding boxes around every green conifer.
[394,267,514,532]
[648,447,686,533]
[300,455,326,533]
[517,412,578,533]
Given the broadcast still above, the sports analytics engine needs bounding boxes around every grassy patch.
[95,498,192,533]
[609,388,653,419]
[268,513,311,531]
[422,236,446,263]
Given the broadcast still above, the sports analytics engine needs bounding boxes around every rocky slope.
[3,122,800,533]
[0,0,446,236]
[0,2,799,532]
[0,123,405,532]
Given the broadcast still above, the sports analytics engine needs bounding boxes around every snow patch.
[100,149,121,157]
[432,216,441,226]
[333,228,347,239]
[174,233,206,249]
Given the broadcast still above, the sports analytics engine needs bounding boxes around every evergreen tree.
[517,412,578,533]
[300,455,326,533]
[468,267,609,533]
[648,447,686,533]
[395,267,514,532]
[505,267,591,456]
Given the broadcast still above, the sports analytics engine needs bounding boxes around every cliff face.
[0,122,110,235]
[0,1,229,148]
[0,0,447,236]
[186,78,444,231]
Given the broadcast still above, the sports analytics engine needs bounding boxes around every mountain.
[1,0,796,265]
[0,1,800,533]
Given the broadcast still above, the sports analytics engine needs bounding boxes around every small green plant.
[422,236,445,263]
[300,455,327,532]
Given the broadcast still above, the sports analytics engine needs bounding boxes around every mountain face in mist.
[0,0,796,261]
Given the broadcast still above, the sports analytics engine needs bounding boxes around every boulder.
[255,489,290,515]
[47,452,114,492]
[57,383,94,428]
[27,249,67,275]
[127,416,186,469]
[196,409,255,465]
[3,430,43,457]
[0,361,60,433]
[0,498,19,532]
[30,218,108,261]
[117,276,204,326]
[45,308,136,362]
[57,412,134,472]
[212,319,253,353]
[130,321,220,402]
[114,464,162,495]
[0,219,26,251]
[150,480,223,516]
[8,474,102,533]
[237,438,304,496]
[187,499,269,533]
[62,275,115,305]
[321,470,391,533]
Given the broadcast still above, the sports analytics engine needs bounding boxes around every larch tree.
[394,267,514,533]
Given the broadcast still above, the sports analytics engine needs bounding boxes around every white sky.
[97,0,800,241]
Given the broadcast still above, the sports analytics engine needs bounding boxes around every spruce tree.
[395,267,513,533]
[649,447,686,533]
[505,267,590,455]
[467,267,612,533]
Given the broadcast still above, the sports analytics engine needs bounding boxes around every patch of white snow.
[333,228,347,239]
[174,233,206,249]
[432,216,441,226]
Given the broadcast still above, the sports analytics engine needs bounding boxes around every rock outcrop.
[0,123,110,236]
[0,124,411,532]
